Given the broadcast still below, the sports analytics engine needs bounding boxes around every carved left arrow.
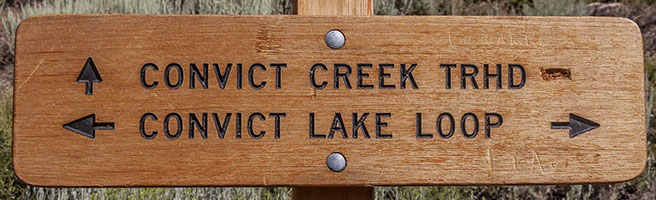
[62,114,114,139]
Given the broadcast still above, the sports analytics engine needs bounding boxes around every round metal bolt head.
[325,30,345,49]
[326,152,346,172]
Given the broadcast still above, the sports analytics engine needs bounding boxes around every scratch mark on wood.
[448,32,453,46]
[532,151,545,174]
[511,34,521,46]
[17,46,54,91]
[486,149,493,181]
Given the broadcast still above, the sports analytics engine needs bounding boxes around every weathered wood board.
[13,15,645,186]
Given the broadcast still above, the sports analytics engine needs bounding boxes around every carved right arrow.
[551,113,600,138]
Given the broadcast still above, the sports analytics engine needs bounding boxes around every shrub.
[522,0,590,16]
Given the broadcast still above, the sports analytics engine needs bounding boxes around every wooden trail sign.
[13,15,645,186]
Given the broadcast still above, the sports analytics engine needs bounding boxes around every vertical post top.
[296,0,374,16]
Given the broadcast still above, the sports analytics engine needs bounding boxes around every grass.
[25,187,290,200]
[0,88,24,199]
[1,0,655,199]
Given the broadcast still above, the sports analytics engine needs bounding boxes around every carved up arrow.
[77,57,102,95]
[551,113,600,138]
[63,114,114,139]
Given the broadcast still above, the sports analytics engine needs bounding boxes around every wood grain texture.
[13,15,645,186]
[296,0,373,15]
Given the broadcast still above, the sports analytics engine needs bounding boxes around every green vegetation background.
[0,0,654,199]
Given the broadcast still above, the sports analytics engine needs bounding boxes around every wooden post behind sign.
[292,0,374,199]
[295,0,373,15]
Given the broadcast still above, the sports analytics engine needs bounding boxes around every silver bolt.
[326,152,346,172]
[325,30,345,49]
